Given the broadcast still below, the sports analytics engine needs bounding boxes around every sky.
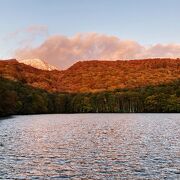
[0,0,180,69]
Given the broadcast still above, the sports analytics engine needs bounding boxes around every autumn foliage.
[0,58,179,92]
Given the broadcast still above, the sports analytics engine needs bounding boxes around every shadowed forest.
[0,77,179,116]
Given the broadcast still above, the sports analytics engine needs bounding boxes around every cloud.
[145,44,180,58]
[6,25,48,38]
[4,25,48,47]
[25,25,48,35]
[14,33,180,69]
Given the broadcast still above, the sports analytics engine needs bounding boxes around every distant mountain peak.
[17,58,58,71]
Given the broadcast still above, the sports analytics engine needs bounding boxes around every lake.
[0,114,179,179]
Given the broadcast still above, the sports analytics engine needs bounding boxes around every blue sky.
[0,0,180,60]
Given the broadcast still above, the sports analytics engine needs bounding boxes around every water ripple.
[0,113,179,179]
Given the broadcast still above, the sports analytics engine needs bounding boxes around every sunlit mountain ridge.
[17,58,58,71]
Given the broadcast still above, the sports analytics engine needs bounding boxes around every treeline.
[0,77,180,117]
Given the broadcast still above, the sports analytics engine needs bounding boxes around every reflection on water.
[0,114,179,179]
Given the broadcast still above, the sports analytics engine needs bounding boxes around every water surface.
[0,114,179,179]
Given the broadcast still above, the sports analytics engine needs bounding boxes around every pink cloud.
[4,25,48,47]
[25,25,48,35]
[5,25,48,39]
[14,33,180,69]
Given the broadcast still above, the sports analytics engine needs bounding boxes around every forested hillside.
[0,77,179,117]
[0,58,179,116]
[60,58,180,92]
[0,58,180,92]
[0,59,63,91]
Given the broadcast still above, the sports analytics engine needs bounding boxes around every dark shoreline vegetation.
[0,77,179,117]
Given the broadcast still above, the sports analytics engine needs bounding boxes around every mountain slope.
[57,58,180,92]
[0,59,63,91]
[0,58,179,92]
